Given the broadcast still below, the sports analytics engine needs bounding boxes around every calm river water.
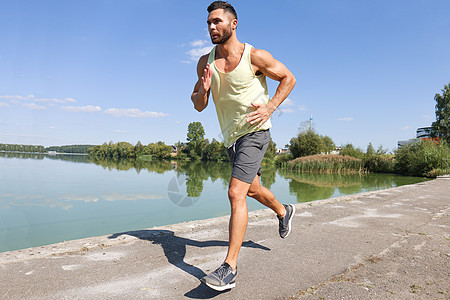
[0,153,427,252]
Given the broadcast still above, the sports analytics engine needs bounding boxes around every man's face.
[207,9,235,44]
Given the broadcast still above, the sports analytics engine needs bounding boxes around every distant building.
[398,139,418,148]
[398,126,435,148]
[276,148,290,154]
[416,127,432,139]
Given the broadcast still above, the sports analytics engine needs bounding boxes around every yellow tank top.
[208,43,272,148]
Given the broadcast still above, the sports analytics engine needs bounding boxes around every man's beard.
[211,27,232,44]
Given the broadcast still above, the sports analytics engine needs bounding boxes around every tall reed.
[284,154,366,174]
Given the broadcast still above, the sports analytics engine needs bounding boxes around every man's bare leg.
[224,175,289,271]
[247,175,286,217]
[223,176,251,271]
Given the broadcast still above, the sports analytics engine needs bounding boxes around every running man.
[191,1,296,291]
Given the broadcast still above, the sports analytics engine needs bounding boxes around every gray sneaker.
[278,204,296,238]
[200,262,237,291]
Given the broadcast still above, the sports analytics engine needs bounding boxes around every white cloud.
[422,115,433,119]
[278,98,304,114]
[49,126,56,129]
[401,126,411,130]
[104,108,167,118]
[279,99,308,112]
[278,108,294,113]
[114,129,128,133]
[63,97,77,103]
[61,105,102,113]
[22,103,47,110]
[0,102,10,107]
[34,97,76,104]
[338,117,354,122]
[0,94,76,104]
[0,94,32,101]
[187,46,214,61]
[183,39,214,63]
[190,40,208,47]
[280,98,295,107]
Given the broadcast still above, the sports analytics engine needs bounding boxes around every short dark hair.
[207,1,237,20]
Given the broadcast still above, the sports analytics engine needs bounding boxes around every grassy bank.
[282,154,366,174]
[276,140,449,178]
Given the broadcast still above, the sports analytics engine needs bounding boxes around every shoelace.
[214,264,231,279]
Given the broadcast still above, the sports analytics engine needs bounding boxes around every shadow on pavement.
[109,229,270,299]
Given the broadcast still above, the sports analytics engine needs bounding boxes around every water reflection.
[86,158,427,204]
[0,152,89,163]
[174,161,231,197]
[89,155,174,173]
[0,152,427,204]
[278,170,427,203]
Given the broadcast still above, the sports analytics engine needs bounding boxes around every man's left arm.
[246,48,296,128]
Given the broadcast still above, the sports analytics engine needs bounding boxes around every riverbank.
[1,177,448,299]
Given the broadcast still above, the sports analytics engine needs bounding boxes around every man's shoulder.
[199,53,209,63]
[250,47,273,66]
[196,53,211,70]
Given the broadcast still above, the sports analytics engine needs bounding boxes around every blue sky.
[0,0,449,151]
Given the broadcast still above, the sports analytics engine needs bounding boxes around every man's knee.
[228,186,244,202]
[247,186,261,199]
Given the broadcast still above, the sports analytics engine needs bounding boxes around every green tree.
[203,138,227,161]
[431,82,450,143]
[376,145,388,155]
[264,138,277,159]
[134,141,143,155]
[366,142,375,156]
[289,130,324,158]
[340,143,364,159]
[321,135,335,154]
[187,122,205,144]
[186,122,206,158]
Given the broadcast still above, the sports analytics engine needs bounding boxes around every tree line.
[0,143,95,154]
[0,143,46,153]
[46,145,96,153]
[174,121,276,161]
[87,141,173,159]
[86,122,277,162]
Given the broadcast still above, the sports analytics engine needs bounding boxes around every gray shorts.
[226,129,270,184]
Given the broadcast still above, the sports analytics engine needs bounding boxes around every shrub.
[426,168,445,178]
[339,143,365,159]
[363,155,395,173]
[274,153,293,167]
[394,140,450,176]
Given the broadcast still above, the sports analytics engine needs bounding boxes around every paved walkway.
[1,177,449,299]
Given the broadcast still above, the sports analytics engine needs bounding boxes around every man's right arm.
[191,54,212,112]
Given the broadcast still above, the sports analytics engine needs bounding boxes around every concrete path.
[1,177,449,299]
